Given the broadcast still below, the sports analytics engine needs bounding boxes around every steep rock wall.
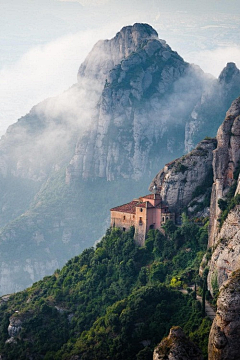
[207,97,240,294]
[149,138,217,214]
[208,269,240,360]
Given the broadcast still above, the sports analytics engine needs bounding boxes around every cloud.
[0,27,115,137]
[185,46,240,77]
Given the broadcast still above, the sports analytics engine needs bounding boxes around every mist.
[0,0,240,136]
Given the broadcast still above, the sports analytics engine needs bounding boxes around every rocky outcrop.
[208,97,240,248]
[207,98,240,294]
[153,326,203,360]
[6,316,23,344]
[208,269,240,360]
[207,206,240,296]
[149,138,217,215]
[185,62,240,153]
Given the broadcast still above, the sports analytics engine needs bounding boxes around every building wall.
[146,207,162,231]
[111,199,175,246]
[134,206,147,246]
[161,212,175,224]
[110,210,135,231]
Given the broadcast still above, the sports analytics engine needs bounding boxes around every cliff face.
[67,24,207,182]
[185,63,240,153]
[209,97,240,247]
[149,138,217,215]
[207,97,240,294]
[208,269,240,360]
[153,326,203,360]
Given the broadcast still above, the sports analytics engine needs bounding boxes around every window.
[162,217,165,222]
[123,227,126,232]
[139,217,143,224]
[140,208,143,212]
[123,215,126,221]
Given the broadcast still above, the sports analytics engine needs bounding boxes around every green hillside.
[0,219,211,359]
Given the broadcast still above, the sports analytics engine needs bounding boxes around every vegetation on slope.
[0,220,211,359]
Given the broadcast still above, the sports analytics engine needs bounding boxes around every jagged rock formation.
[185,62,240,153]
[207,97,240,294]
[6,316,22,344]
[67,25,206,182]
[0,23,239,295]
[149,138,217,216]
[207,206,240,296]
[208,269,240,360]
[153,326,203,360]
[208,97,240,247]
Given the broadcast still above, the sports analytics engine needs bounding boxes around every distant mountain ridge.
[0,23,239,294]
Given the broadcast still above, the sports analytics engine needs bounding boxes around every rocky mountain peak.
[78,23,161,83]
[218,62,240,84]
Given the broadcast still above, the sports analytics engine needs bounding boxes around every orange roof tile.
[141,194,161,199]
[110,200,138,214]
[136,202,153,208]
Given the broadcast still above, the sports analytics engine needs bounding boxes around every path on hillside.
[179,289,216,321]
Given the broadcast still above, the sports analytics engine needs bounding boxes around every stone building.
[110,193,175,246]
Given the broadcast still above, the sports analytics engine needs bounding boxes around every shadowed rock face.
[149,138,216,216]
[207,97,240,295]
[208,269,240,360]
[153,326,203,360]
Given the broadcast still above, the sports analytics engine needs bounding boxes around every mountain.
[205,97,240,296]
[0,23,240,295]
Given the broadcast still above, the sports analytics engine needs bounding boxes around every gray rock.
[149,138,217,215]
[207,97,240,295]
[208,269,240,360]
[153,326,203,360]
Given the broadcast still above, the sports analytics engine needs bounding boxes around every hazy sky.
[0,0,240,135]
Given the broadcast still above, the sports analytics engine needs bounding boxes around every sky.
[0,0,240,136]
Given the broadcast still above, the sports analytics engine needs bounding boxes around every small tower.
[153,184,158,199]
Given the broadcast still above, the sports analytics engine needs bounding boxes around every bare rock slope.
[149,138,217,216]
[153,326,203,360]
[208,269,240,360]
[207,97,240,294]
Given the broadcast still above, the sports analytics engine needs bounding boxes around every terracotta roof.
[141,194,161,199]
[136,202,153,208]
[110,200,138,214]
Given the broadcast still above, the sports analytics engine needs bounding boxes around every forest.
[0,217,211,359]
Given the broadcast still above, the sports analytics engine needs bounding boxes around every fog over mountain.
[1,0,240,134]
[0,23,239,295]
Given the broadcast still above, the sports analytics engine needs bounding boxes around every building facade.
[110,193,175,246]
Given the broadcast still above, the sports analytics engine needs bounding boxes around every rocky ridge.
[185,62,240,153]
[207,97,240,294]
[153,326,203,360]
[149,138,217,216]
[208,269,240,360]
